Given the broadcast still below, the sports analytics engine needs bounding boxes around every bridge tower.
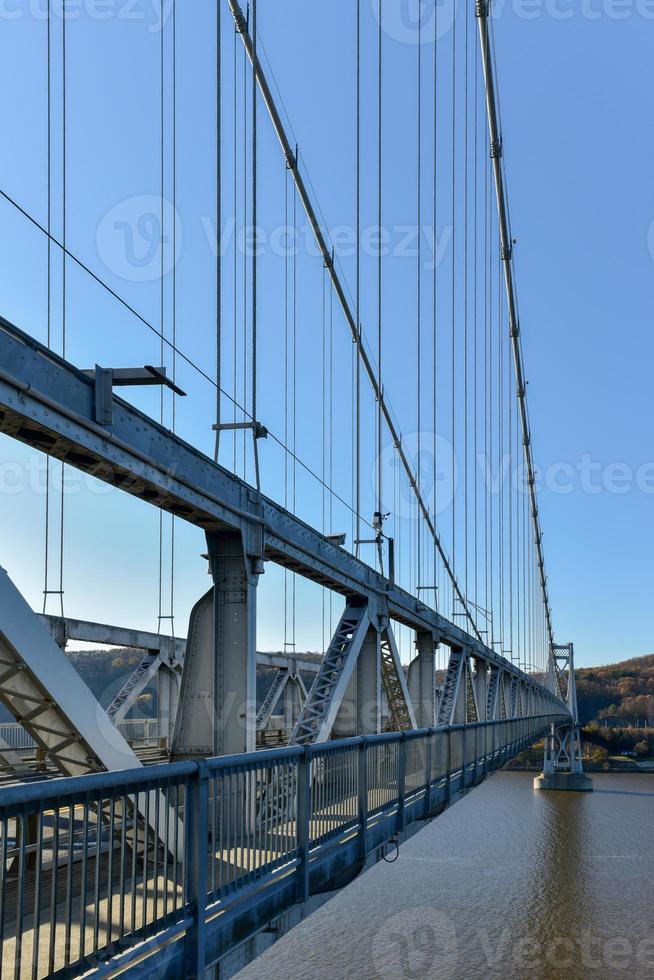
[534,643,593,792]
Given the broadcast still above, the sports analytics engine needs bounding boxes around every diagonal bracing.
[290,604,371,745]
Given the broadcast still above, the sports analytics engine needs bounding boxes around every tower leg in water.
[534,723,593,792]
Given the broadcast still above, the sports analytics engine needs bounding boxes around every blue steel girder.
[0,316,568,717]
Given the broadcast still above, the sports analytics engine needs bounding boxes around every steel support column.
[473,659,488,722]
[283,672,305,734]
[207,531,259,756]
[172,532,260,759]
[411,630,437,728]
[334,626,381,736]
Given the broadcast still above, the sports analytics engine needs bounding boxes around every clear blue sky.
[0,1,652,669]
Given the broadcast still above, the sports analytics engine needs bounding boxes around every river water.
[236,772,654,980]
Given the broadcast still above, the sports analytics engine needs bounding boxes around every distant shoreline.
[506,764,654,774]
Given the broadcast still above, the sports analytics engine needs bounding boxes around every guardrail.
[0,713,567,979]
[0,719,160,755]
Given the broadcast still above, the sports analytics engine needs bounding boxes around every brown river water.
[236,772,654,980]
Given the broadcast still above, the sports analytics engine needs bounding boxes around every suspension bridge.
[0,1,590,977]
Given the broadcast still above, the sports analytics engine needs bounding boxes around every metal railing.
[0,720,160,756]
[0,713,567,979]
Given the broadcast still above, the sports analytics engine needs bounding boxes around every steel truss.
[0,316,568,760]
[0,567,180,847]
[255,667,307,733]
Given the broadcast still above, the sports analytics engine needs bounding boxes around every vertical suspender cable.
[321,265,326,650]
[516,352,521,667]
[488,212,498,648]
[233,28,238,474]
[242,32,247,479]
[450,0,456,611]
[482,142,490,645]
[294,179,297,649]
[59,0,67,618]
[214,0,222,461]
[329,267,334,635]
[170,0,177,633]
[498,235,503,649]
[523,451,527,669]
[158,0,164,632]
[516,362,521,666]
[355,0,361,555]
[432,1,439,611]
[508,271,514,660]
[483,136,489,632]
[284,163,289,648]
[377,0,383,555]
[252,0,260,489]
[417,8,422,592]
[463,0,469,614]
[473,22,479,618]
[43,2,51,615]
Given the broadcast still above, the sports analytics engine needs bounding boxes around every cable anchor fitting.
[212,420,268,440]
[286,144,299,172]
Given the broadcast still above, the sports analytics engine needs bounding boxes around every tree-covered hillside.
[576,654,654,727]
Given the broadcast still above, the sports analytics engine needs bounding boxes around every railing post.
[476,723,482,780]
[296,746,311,903]
[425,731,432,817]
[185,760,209,980]
[358,737,369,862]
[397,734,407,833]
[445,727,451,804]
